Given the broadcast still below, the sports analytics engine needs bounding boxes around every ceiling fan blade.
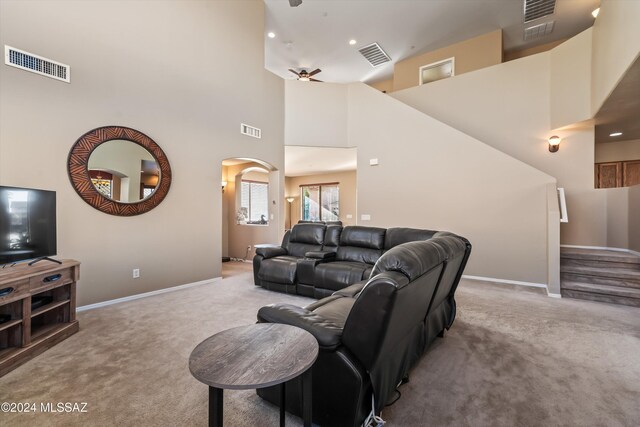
[310,78,323,82]
[289,0,302,7]
[308,68,322,77]
[288,69,301,77]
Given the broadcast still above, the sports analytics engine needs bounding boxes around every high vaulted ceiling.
[264,0,599,84]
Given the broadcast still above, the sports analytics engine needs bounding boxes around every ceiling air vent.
[240,123,261,139]
[4,45,70,83]
[524,0,556,23]
[524,21,555,41]
[358,43,391,67]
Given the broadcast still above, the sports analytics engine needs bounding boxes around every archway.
[221,158,281,263]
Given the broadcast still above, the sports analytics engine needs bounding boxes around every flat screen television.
[0,186,57,265]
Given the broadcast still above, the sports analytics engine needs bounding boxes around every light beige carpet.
[1,262,639,426]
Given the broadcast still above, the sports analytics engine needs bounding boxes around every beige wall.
[285,170,357,227]
[368,79,393,93]
[591,0,640,114]
[285,79,557,285]
[604,187,629,248]
[285,80,348,147]
[392,30,502,92]
[392,49,607,247]
[629,185,640,253]
[0,0,285,306]
[595,139,640,163]
[347,83,555,285]
[504,39,568,62]
[550,29,593,129]
[221,165,229,258]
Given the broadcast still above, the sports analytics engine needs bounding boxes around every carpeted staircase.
[560,247,640,307]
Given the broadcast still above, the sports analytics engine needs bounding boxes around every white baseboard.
[76,277,221,312]
[462,275,547,289]
[462,275,561,298]
[561,244,640,257]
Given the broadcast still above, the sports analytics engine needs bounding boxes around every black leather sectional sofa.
[253,223,455,298]
[256,231,472,426]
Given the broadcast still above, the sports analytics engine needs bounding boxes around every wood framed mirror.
[68,126,172,216]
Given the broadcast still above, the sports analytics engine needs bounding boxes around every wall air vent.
[241,123,261,139]
[524,21,555,41]
[524,0,556,23]
[4,45,70,83]
[358,43,391,67]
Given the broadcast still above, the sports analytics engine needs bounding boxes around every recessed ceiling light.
[592,8,600,18]
[610,132,623,137]
[349,39,357,45]
[268,32,276,39]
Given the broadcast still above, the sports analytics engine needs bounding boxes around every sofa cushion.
[257,304,344,350]
[258,256,299,285]
[286,223,326,257]
[370,240,445,281]
[336,226,386,264]
[323,225,342,251]
[315,261,371,291]
[305,296,355,328]
[384,227,437,250]
[332,281,367,297]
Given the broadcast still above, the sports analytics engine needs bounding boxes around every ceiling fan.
[289,68,322,82]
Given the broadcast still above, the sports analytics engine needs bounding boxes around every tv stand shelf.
[0,259,79,377]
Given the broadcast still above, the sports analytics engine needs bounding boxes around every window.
[301,183,339,222]
[240,180,269,224]
[419,57,454,85]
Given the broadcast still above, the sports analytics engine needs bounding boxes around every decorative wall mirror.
[68,126,172,216]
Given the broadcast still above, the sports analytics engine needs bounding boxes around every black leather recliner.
[256,234,472,426]
[253,223,326,294]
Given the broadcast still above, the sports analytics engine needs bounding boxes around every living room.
[1,0,639,426]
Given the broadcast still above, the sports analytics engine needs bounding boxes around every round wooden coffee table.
[189,323,319,427]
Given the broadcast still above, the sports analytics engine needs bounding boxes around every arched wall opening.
[221,158,281,261]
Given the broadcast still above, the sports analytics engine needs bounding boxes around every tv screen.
[0,186,57,265]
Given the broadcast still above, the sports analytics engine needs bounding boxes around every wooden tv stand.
[0,259,80,377]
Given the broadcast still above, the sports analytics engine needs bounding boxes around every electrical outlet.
[133,268,140,278]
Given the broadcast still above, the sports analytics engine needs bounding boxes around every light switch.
[346,214,353,219]
[361,214,371,221]
[369,158,379,166]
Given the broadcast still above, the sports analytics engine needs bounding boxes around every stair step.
[561,288,640,308]
[561,258,640,270]
[561,265,640,287]
[561,272,640,289]
[561,280,640,299]
[561,247,640,265]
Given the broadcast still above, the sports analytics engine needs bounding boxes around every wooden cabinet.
[0,260,79,377]
[623,160,640,187]
[595,160,640,188]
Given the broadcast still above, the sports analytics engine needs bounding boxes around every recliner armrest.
[255,246,287,259]
[257,304,343,350]
[333,281,367,297]
[305,251,336,260]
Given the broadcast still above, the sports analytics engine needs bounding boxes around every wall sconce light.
[286,197,294,203]
[221,181,227,192]
[548,136,561,153]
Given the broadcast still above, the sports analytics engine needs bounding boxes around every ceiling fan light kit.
[288,68,323,82]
